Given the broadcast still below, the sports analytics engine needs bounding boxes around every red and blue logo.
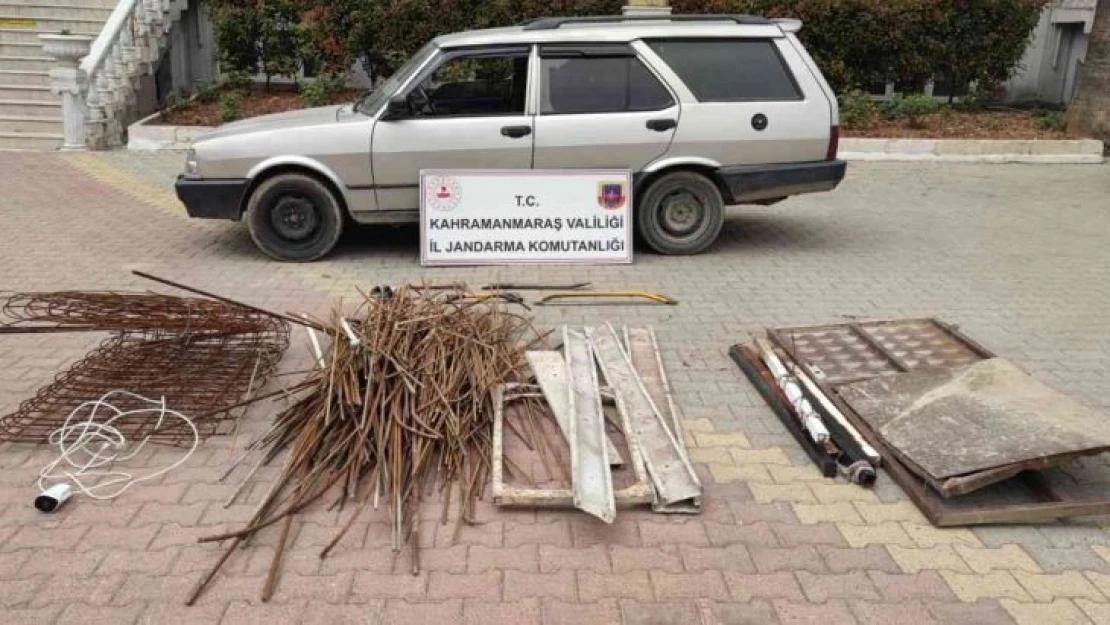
[597,182,627,210]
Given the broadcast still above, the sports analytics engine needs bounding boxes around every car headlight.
[184,149,199,178]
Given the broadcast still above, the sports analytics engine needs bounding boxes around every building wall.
[1005,0,1098,104]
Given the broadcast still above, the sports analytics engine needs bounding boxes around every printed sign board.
[420,169,633,266]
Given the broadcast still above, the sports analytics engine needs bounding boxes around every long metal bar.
[132,270,321,330]
[754,338,830,443]
[625,326,701,513]
[564,327,616,523]
[785,356,881,464]
[527,351,622,466]
[536,292,678,306]
[589,325,699,507]
[729,344,837,478]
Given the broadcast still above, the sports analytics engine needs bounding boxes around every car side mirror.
[381,95,411,121]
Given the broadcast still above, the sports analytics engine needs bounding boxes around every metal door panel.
[371,116,534,210]
[532,106,678,170]
[639,38,831,167]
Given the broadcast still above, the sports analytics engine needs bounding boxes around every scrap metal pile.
[732,318,1110,527]
[493,325,702,520]
[0,290,289,444]
[187,286,547,603]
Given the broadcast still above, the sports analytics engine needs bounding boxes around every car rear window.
[540,56,674,115]
[647,39,802,102]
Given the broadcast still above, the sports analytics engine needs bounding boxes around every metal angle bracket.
[588,324,700,507]
[564,327,617,523]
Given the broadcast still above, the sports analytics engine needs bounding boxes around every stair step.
[0,114,59,133]
[0,131,62,151]
[0,41,49,56]
[0,28,44,45]
[0,55,53,71]
[0,98,61,116]
[0,5,113,20]
[0,84,59,102]
[0,0,116,8]
[0,69,49,86]
[0,21,104,39]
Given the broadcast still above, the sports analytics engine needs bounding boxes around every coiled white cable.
[38,390,199,501]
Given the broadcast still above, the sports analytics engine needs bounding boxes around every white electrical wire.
[38,390,199,501]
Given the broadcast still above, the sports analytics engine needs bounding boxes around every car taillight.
[827,125,839,161]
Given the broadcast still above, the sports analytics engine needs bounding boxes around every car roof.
[433,16,790,49]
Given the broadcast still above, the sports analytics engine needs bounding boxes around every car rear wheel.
[636,171,725,255]
[246,173,344,262]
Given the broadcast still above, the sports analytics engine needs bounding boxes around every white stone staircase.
[0,0,115,150]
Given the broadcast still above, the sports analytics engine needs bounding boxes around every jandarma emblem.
[597,182,627,210]
[425,176,462,211]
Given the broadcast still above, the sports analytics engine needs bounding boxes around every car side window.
[647,39,802,102]
[409,51,529,117]
[541,55,674,115]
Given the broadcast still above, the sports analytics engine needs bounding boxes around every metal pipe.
[754,338,829,443]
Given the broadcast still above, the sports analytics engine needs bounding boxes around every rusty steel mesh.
[0,291,290,445]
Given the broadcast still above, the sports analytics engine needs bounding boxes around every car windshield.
[355,42,438,116]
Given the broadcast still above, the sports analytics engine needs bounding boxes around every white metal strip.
[588,324,700,506]
[564,327,616,523]
[527,351,623,466]
[625,326,701,513]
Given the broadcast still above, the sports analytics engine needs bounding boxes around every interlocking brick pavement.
[2,151,1110,623]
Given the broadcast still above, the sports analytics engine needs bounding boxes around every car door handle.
[646,119,677,132]
[500,125,532,139]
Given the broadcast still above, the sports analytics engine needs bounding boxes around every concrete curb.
[840,138,1105,164]
[127,112,214,151]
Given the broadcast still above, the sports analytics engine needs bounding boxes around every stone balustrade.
[41,0,187,149]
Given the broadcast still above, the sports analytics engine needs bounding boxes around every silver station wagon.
[176,14,846,261]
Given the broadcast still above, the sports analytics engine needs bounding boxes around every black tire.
[245,173,344,262]
[636,171,725,255]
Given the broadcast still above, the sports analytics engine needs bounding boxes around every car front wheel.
[636,171,725,255]
[245,173,344,262]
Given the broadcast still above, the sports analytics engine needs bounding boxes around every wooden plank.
[626,327,701,513]
[565,328,616,523]
[526,351,623,467]
[588,325,700,507]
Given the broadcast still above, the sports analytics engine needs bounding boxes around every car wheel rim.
[271,195,320,241]
[659,190,707,238]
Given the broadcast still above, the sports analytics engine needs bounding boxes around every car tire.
[245,173,344,262]
[636,171,725,255]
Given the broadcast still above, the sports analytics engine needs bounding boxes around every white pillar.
[39,34,93,150]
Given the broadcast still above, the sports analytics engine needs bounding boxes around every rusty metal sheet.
[767,319,1110,525]
[771,319,983,385]
[838,358,1110,485]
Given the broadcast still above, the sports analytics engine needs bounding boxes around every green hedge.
[209,0,1046,95]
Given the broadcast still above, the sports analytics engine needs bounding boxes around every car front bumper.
[175,176,250,220]
[717,160,847,203]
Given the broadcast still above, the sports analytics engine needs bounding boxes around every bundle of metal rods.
[0,291,289,444]
[188,286,546,604]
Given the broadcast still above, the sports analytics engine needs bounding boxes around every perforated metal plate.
[769,319,985,385]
